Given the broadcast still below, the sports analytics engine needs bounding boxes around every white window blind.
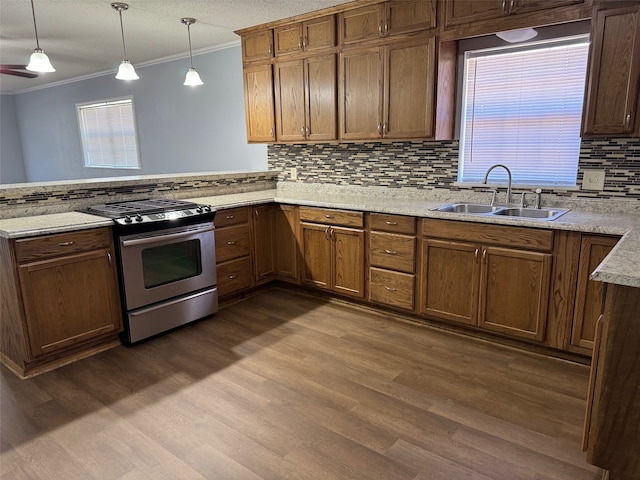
[77,97,140,169]
[458,36,589,187]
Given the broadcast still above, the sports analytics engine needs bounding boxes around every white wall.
[7,44,266,183]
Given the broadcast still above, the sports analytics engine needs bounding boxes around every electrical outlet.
[290,167,297,181]
[583,170,606,191]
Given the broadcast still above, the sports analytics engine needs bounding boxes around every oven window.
[141,239,202,289]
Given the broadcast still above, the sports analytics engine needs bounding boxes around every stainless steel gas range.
[85,199,217,343]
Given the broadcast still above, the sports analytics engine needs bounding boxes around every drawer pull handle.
[58,241,75,246]
[385,221,398,225]
[229,274,239,279]
[226,215,235,220]
[325,214,334,219]
[227,241,236,245]
[384,249,397,255]
[107,252,112,265]
[384,286,397,291]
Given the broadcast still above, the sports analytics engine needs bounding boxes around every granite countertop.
[0,187,637,288]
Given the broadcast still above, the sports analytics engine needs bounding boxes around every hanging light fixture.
[181,18,203,86]
[26,0,55,72]
[111,2,139,80]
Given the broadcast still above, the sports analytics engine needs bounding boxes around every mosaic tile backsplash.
[268,138,640,201]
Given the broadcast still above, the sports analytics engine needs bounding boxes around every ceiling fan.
[0,65,39,79]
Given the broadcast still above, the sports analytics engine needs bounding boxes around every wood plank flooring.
[1,287,602,479]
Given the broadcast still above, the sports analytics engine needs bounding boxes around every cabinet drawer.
[369,213,416,234]
[422,218,554,252]
[215,207,249,228]
[369,267,415,310]
[369,232,415,273]
[299,207,363,227]
[15,228,113,263]
[217,257,253,297]
[215,225,251,263]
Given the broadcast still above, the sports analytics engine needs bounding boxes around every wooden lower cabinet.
[570,235,620,355]
[274,205,299,282]
[421,219,554,342]
[215,207,253,298]
[252,205,275,283]
[1,227,122,377]
[300,207,365,298]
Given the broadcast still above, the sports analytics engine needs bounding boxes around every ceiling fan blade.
[0,67,39,79]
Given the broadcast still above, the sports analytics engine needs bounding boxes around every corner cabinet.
[299,207,365,298]
[252,204,275,284]
[582,1,640,137]
[0,228,122,378]
[421,219,553,342]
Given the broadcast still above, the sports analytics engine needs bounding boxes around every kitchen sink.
[432,203,503,214]
[492,207,569,220]
[431,203,569,221]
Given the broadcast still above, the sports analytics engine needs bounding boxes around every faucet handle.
[534,188,542,209]
[519,192,529,208]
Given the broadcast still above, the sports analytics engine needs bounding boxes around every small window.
[458,36,589,187]
[77,97,141,170]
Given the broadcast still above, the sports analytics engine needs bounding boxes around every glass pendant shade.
[26,48,55,72]
[496,28,538,43]
[184,67,203,86]
[116,60,139,80]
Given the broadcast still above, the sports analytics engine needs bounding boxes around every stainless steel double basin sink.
[431,203,569,221]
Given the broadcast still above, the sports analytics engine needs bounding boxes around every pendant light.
[181,18,203,86]
[111,2,139,80]
[26,0,55,72]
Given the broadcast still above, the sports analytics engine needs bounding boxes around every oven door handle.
[121,225,215,247]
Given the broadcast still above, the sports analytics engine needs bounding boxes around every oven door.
[119,222,216,310]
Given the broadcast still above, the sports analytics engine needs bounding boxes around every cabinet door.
[444,0,506,27]
[421,239,480,326]
[243,64,275,142]
[19,249,122,358]
[582,3,640,136]
[571,235,618,353]
[216,257,253,298]
[479,246,552,341]
[275,205,299,282]
[339,3,385,44]
[242,30,273,62]
[301,222,332,289]
[306,54,338,141]
[331,226,365,298]
[274,60,306,141]
[339,47,384,139]
[386,0,437,36]
[384,36,436,139]
[512,0,585,16]
[274,23,303,56]
[303,15,336,51]
[252,205,275,283]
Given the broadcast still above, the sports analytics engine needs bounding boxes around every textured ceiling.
[0,0,349,93]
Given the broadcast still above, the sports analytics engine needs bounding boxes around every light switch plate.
[290,167,297,181]
[583,170,606,190]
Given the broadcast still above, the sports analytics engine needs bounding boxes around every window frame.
[76,96,142,171]
[455,29,591,190]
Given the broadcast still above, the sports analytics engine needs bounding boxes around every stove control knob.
[204,206,212,212]
[196,206,203,213]
[135,214,143,222]
[124,215,133,223]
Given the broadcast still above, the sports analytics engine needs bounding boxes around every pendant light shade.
[181,18,203,86]
[26,0,55,72]
[112,2,139,80]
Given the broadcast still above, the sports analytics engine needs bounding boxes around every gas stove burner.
[84,198,215,228]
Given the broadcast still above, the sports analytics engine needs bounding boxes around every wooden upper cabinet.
[582,2,640,137]
[274,15,335,56]
[241,30,273,62]
[340,1,436,44]
[340,35,437,140]
[274,54,337,142]
[444,0,585,26]
[339,46,384,139]
[243,63,275,142]
[385,36,436,139]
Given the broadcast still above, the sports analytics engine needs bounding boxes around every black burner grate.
[86,199,199,218]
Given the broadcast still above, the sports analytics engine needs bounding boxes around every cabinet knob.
[226,215,235,220]
[385,221,398,226]
[384,249,398,255]
[227,241,236,245]
[377,123,383,136]
[626,113,631,129]
[229,274,239,279]
[384,286,397,292]
[58,241,75,246]
[325,214,334,219]
[501,0,507,12]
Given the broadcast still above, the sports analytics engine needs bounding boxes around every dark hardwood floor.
[1,287,601,479]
